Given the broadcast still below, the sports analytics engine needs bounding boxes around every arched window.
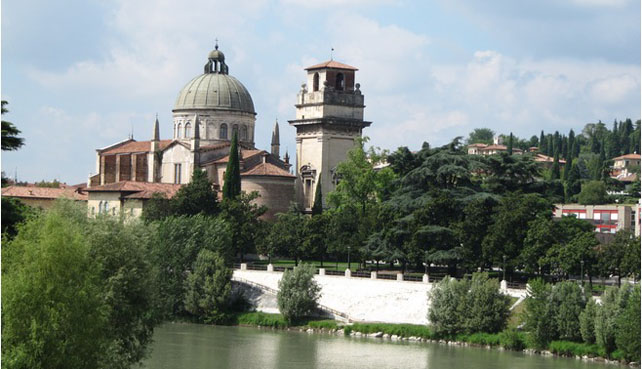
[232,124,239,139]
[219,123,228,139]
[104,201,109,213]
[98,201,103,214]
[241,126,248,141]
[185,122,192,138]
[177,123,183,139]
[313,72,319,91]
[335,73,344,90]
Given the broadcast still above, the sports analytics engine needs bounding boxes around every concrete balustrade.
[371,271,377,279]
[240,263,247,270]
[396,273,403,281]
[423,274,429,283]
[267,264,274,272]
[319,268,326,276]
[345,269,352,278]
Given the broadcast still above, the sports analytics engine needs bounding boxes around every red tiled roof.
[241,162,295,178]
[305,60,358,71]
[86,181,182,199]
[613,153,641,160]
[534,153,566,164]
[2,185,88,201]
[481,144,507,151]
[101,139,172,155]
[213,149,264,164]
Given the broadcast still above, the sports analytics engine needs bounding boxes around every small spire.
[271,119,280,158]
[330,47,334,61]
[215,38,219,50]
[284,149,290,164]
[152,114,160,141]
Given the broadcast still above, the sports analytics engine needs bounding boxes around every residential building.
[2,184,87,209]
[554,203,640,236]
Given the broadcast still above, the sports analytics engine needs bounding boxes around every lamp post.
[580,260,584,286]
[347,246,351,271]
[502,255,507,281]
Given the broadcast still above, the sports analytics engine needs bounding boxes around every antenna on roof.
[330,47,334,61]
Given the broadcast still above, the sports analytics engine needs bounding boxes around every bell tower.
[289,60,371,211]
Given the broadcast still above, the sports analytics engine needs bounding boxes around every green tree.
[1,101,24,151]
[543,218,597,279]
[507,132,514,155]
[171,169,219,216]
[615,285,640,362]
[521,216,558,274]
[262,208,307,265]
[141,193,172,222]
[2,203,108,369]
[580,299,597,344]
[220,192,267,262]
[551,151,560,180]
[455,195,498,271]
[277,263,321,323]
[577,180,607,205]
[427,276,470,336]
[85,215,159,369]
[467,128,495,145]
[465,273,511,333]
[595,285,630,357]
[523,278,556,349]
[222,130,241,200]
[1,197,35,238]
[565,160,581,202]
[598,230,641,285]
[311,177,323,215]
[184,249,232,323]
[551,281,585,341]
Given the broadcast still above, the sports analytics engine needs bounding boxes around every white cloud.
[280,0,396,8]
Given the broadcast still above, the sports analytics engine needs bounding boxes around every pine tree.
[222,131,241,200]
[551,151,560,180]
[507,133,514,155]
[311,177,323,216]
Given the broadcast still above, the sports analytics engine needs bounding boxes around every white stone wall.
[234,269,433,324]
[160,144,193,184]
[87,192,122,217]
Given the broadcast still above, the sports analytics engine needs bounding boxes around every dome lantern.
[204,40,229,74]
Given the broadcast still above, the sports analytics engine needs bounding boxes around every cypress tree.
[547,135,554,156]
[222,130,241,200]
[563,157,572,181]
[551,151,560,180]
[539,130,545,151]
[568,129,575,159]
[507,133,513,155]
[565,161,581,202]
[311,177,323,216]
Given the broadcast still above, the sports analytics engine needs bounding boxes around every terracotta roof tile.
[467,143,488,148]
[305,60,358,71]
[613,153,641,160]
[101,139,172,155]
[241,162,295,178]
[212,149,264,164]
[86,181,182,198]
[534,153,566,164]
[2,185,88,201]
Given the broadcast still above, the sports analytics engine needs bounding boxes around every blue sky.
[2,0,640,184]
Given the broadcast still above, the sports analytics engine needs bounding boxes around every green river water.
[143,323,617,369]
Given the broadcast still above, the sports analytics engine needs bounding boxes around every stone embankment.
[233,265,527,325]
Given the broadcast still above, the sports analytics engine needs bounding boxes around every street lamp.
[580,260,585,286]
[347,246,351,271]
[502,255,507,281]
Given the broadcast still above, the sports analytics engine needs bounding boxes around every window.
[174,163,182,184]
[177,123,183,139]
[98,201,103,214]
[220,123,228,139]
[185,122,192,138]
[104,201,109,213]
[313,72,319,91]
[241,126,248,141]
[335,73,344,90]
[232,124,239,139]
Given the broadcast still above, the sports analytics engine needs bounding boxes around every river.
[143,323,615,369]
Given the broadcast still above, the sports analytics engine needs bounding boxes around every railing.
[506,282,527,290]
[376,273,396,280]
[403,275,423,282]
[351,271,370,278]
[324,270,344,276]
[247,264,268,271]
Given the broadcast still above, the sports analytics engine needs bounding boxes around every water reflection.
[144,323,610,369]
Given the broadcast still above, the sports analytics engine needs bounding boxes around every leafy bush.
[548,340,603,357]
[499,328,526,351]
[458,333,501,346]
[428,277,469,336]
[595,285,630,357]
[235,312,288,328]
[308,320,339,330]
[615,285,640,362]
[350,323,433,339]
[277,264,321,323]
[579,299,597,344]
[523,278,557,349]
[551,281,585,341]
[184,249,232,323]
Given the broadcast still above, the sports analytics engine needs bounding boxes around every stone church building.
[86,43,370,219]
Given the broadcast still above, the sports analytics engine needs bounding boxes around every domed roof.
[174,45,255,114]
[173,73,255,113]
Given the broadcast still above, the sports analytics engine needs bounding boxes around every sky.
[2,0,640,184]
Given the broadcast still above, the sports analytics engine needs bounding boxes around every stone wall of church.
[241,176,295,219]
[172,110,256,147]
[160,144,193,184]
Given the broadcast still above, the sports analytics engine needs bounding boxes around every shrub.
[523,278,557,349]
[236,312,288,328]
[427,277,470,336]
[615,285,640,362]
[350,323,433,339]
[465,273,511,333]
[184,249,232,323]
[595,285,630,357]
[551,281,585,341]
[459,333,501,346]
[277,263,321,323]
[499,328,526,351]
[548,340,602,357]
[579,299,597,344]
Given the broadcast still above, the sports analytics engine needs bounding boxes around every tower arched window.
[241,126,248,141]
[185,122,192,138]
[220,123,228,139]
[232,124,239,139]
[313,72,319,91]
[177,123,183,139]
[335,73,344,91]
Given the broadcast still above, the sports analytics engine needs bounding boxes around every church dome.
[173,45,255,114]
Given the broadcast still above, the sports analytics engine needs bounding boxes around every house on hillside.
[2,184,87,209]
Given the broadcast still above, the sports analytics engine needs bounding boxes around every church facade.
[86,44,370,218]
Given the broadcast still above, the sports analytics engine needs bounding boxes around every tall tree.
[466,128,495,145]
[539,130,546,152]
[507,133,514,155]
[311,177,323,216]
[551,151,560,180]
[1,101,24,151]
[222,131,241,200]
[171,169,219,216]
